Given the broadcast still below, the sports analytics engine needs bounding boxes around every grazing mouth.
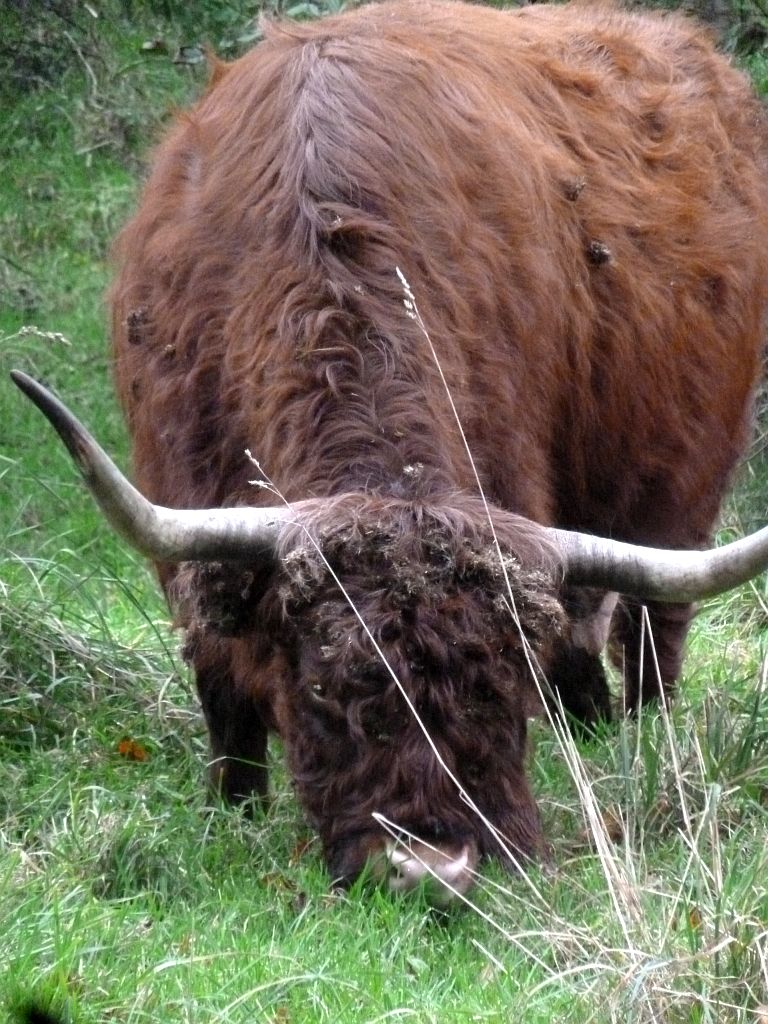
[385,837,478,906]
[331,830,480,907]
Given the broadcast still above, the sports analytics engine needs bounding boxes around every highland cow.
[13,0,768,904]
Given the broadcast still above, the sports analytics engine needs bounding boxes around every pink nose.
[385,839,478,906]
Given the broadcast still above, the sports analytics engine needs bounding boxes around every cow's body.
[109,2,768,892]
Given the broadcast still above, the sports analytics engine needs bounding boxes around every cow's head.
[176,498,564,898]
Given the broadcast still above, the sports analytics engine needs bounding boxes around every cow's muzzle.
[354,834,478,906]
[384,837,478,906]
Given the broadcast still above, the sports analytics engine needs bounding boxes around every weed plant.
[2,3,768,1022]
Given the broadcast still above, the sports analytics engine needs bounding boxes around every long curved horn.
[13,371,768,601]
[553,526,768,603]
[11,370,290,563]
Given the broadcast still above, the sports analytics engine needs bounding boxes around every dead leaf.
[117,737,149,762]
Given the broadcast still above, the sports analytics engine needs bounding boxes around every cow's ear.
[172,560,275,637]
[204,51,233,92]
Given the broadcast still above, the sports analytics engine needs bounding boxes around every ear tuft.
[172,560,273,636]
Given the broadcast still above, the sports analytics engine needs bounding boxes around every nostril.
[388,845,428,888]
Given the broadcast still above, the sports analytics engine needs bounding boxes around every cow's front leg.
[186,632,269,807]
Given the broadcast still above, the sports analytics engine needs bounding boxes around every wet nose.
[385,839,477,906]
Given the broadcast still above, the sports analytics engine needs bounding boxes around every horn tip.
[10,368,91,472]
[10,368,35,391]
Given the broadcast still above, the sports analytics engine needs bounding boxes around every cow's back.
[111,1,768,551]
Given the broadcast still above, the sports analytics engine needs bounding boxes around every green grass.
[2,582,766,1022]
[2,4,768,1023]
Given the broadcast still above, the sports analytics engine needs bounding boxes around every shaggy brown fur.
[110,1,768,880]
